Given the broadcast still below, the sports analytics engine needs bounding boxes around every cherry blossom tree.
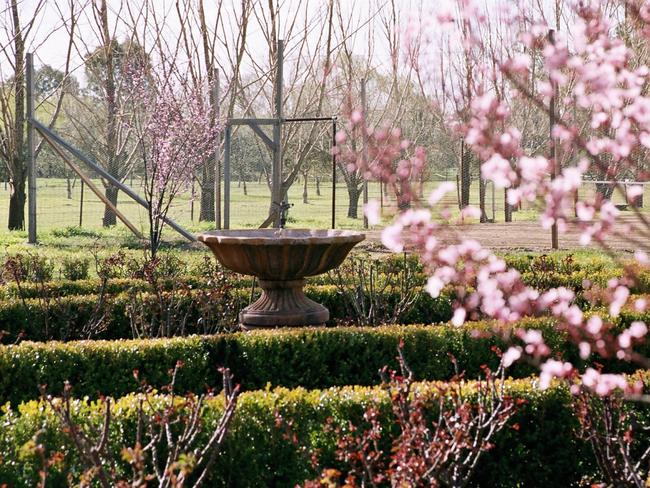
[130,73,220,258]
[337,0,650,403]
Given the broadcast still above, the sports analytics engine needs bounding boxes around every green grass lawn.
[0,178,544,233]
[0,176,643,254]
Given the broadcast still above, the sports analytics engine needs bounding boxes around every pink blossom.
[425,276,444,298]
[580,368,630,396]
[350,110,363,124]
[451,307,466,326]
[634,250,649,265]
[609,286,629,317]
[586,316,603,335]
[482,154,514,188]
[539,360,574,389]
[364,200,381,226]
[381,223,403,252]
[634,298,647,312]
[428,182,455,206]
[576,202,595,221]
[460,206,481,220]
[502,346,522,367]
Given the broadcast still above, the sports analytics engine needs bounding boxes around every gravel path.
[360,214,650,252]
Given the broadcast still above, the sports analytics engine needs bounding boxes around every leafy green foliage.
[2,375,648,487]
[1,317,647,406]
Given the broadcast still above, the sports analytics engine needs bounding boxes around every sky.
[1,0,422,83]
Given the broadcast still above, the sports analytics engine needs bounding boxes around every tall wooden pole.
[224,125,231,229]
[26,52,36,243]
[332,118,337,229]
[549,29,559,249]
[214,70,222,229]
[79,179,84,227]
[361,79,368,229]
[272,40,284,228]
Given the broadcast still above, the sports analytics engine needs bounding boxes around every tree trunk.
[8,177,26,230]
[347,185,362,219]
[479,177,487,222]
[199,162,215,221]
[67,177,72,199]
[8,0,26,231]
[461,146,471,208]
[102,185,118,227]
[316,176,321,196]
[303,173,308,203]
[243,180,247,195]
[199,185,215,221]
[99,0,120,228]
[504,188,512,222]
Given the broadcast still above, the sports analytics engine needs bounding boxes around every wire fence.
[4,118,649,243]
[0,169,647,242]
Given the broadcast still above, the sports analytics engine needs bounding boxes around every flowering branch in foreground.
[337,0,650,399]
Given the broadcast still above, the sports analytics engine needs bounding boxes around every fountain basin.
[198,229,365,328]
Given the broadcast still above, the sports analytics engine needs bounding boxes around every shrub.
[1,318,647,406]
[60,257,90,281]
[2,253,54,283]
[0,285,455,344]
[3,375,648,487]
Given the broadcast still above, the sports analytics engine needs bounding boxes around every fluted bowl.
[197,229,365,281]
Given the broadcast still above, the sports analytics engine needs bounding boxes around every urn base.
[240,279,329,329]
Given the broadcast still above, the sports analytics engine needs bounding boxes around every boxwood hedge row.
[4,375,649,487]
[1,257,648,302]
[0,285,454,343]
[2,317,647,406]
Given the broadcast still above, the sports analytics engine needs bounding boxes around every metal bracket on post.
[26,53,37,243]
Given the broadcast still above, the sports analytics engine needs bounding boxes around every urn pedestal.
[198,229,365,328]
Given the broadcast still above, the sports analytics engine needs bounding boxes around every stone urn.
[198,229,365,328]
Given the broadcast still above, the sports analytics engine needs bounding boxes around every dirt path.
[361,214,650,252]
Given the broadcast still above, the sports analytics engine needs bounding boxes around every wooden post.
[190,179,195,221]
[79,179,84,227]
[332,118,337,229]
[549,29,559,249]
[224,124,231,229]
[214,70,222,229]
[491,180,496,221]
[361,79,368,229]
[272,40,284,228]
[479,177,487,222]
[26,53,37,243]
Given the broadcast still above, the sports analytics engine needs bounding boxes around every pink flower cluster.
[334,116,425,208]
[342,0,650,398]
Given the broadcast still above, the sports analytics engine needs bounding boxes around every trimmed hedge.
[2,318,647,406]
[4,375,649,487]
[0,254,644,302]
[0,285,453,343]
